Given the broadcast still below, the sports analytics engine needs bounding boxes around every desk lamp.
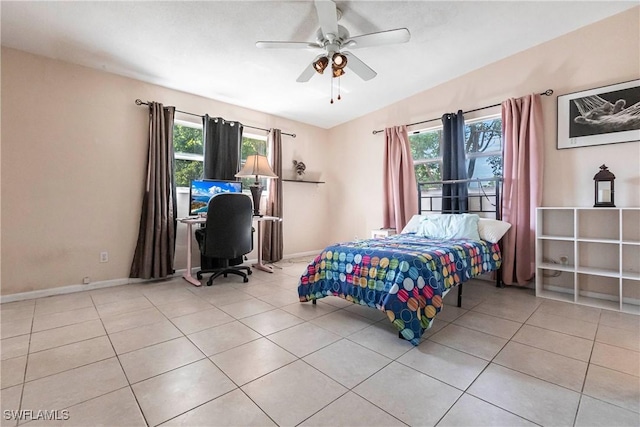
[235,154,277,216]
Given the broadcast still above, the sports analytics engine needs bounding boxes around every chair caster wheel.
[248,270,252,275]
[196,272,203,280]
[243,277,249,283]
[206,281,213,286]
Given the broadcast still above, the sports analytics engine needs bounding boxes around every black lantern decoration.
[593,164,615,207]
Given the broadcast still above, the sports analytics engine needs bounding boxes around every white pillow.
[477,218,511,243]
[401,214,428,234]
[416,214,480,240]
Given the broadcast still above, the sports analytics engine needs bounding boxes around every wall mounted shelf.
[282,179,325,184]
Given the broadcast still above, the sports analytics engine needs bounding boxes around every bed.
[297,178,507,345]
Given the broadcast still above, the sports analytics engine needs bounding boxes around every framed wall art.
[557,79,640,149]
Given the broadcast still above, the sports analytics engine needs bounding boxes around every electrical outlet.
[100,251,109,263]
[82,276,91,285]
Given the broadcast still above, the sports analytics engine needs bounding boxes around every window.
[240,134,269,190]
[172,120,269,191]
[464,118,502,188]
[173,121,204,188]
[409,115,503,191]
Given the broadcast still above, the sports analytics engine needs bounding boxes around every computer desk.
[179,215,282,287]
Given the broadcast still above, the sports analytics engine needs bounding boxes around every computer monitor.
[189,179,242,216]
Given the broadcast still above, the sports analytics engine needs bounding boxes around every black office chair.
[195,193,253,285]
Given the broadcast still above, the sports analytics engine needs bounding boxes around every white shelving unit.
[536,207,640,314]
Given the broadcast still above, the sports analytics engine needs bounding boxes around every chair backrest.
[202,193,253,259]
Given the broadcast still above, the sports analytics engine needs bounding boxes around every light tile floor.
[1,259,639,426]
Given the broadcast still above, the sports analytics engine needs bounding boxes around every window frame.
[409,114,503,192]
[172,119,271,195]
[173,119,204,191]
[239,133,270,195]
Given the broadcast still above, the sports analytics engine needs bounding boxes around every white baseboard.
[0,270,186,304]
[282,250,322,260]
[0,250,322,304]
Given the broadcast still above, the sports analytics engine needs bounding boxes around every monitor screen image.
[189,179,242,215]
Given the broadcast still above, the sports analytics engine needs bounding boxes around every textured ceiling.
[1,1,636,128]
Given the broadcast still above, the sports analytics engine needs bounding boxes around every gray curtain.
[203,115,243,180]
[263,129,283,262]
[442,111,468,213]
[130,102,177,279]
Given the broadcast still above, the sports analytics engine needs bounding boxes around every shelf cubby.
[539,239,574,269]
[538,208,574,239]
[622,244,640,279]
[577,241,619,276]
[536,270,575,303]
[577,208,620,241]
[622,209,640,243]
[622,279,640,314]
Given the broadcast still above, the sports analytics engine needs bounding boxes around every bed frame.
[311,177,505,314]
[418,177,505,308]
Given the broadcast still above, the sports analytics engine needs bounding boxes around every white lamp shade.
[235,154,277,179]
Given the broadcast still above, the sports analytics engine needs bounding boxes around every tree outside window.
[409,116,503,192]
[173,121,203,188]
[173,120,269,191]
[464,119,502,188]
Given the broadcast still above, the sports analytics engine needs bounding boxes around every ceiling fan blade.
[256,41,321,49]
[315,0,339,38]
[343,52,376,81]
[296,63,317,83]
[344,28,411,49]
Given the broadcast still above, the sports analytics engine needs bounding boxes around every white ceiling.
[1,1,636,129]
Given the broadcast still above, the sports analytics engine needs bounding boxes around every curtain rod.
[372,89,554,135]
[135,99,296,138]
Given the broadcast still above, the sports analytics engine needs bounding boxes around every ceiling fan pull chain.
[338,78,342,101]
[330,75,334,104]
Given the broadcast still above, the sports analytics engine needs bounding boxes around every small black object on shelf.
[593,164,615,207]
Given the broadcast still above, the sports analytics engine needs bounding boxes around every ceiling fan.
[256,0,410,86]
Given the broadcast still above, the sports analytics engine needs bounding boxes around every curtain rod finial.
[135,99,144,105]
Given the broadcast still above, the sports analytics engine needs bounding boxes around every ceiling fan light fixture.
[332,52,347,69]
[332,67,345,78]
[313,56,329,74]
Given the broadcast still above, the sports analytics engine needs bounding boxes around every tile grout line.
[437,297,545,426]
[573,308,603,427]
[14,311,33,426]
[92,291,152,427]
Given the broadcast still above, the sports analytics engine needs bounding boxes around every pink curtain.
[501,94,544,285]
[383,125,419,232]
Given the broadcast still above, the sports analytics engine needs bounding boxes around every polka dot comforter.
[297,234,502,345]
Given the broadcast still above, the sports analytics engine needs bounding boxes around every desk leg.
[182,222,202,286]
[252,219,273,273]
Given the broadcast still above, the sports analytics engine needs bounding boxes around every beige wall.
[2,8,639,297]
[1,47,331,295]
[325,7,640,244]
